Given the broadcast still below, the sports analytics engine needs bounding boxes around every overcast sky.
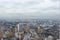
[0,0,60,19]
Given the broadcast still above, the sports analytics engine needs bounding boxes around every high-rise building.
[47,35,53,40]
[38,26,43,33]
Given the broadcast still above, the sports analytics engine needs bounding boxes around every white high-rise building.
[47,35,53,40]
[17,23,24,32]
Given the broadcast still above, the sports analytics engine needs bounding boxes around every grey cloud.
[0,0,43,9]
[12,0,41,9]
[42,6,60,11]
[50,0,60,2]
[0,0,60,19]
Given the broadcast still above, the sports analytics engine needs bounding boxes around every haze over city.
[0,0,60,19]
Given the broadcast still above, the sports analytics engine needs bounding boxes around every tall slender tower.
[17,24,20,32]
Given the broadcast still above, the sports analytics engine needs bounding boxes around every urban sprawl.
[0,19,60,40]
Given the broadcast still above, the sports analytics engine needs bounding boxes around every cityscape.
[0,0,60,40]
[0,19,60,40]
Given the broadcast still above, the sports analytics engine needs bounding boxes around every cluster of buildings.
[0,19,60,40]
